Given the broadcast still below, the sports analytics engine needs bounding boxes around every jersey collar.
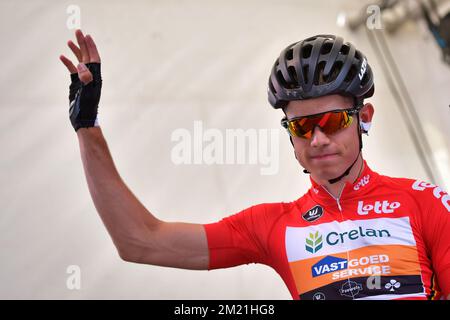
[307,160,380,204]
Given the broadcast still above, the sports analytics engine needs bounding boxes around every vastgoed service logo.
[312,256,348,277]
[311,254,391,279]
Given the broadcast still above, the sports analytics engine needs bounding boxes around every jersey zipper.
[321,184,355,298]
[321,185,344,213]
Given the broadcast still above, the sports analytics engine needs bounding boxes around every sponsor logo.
[326,227,391,246]
[412,180,450,212]
[332,265,391,281]
[312,292,326,300]
[305,228,391,254]
[357,200,400,215]
[331,255,391,280]
[305,231,323,254]
[302,205,324,222]
[340,280,363,298]
[358,58,368,80]
[286,217,415,263]
[385,279,401,292]
[312,255,391,279]
[354,175,370,191]
[312,256,347,277]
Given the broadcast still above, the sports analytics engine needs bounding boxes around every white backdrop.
[0,0,449,299]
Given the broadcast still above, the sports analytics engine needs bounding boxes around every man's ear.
[360,102,374,123]
[359,103,374,134]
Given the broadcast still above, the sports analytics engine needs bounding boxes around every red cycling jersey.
[204,161,450,300]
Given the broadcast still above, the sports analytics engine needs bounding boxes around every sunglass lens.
[288,111,352,138]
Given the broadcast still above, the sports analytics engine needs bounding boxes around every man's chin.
[310,166,343,183]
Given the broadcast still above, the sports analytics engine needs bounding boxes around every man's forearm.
[77,127,160,256]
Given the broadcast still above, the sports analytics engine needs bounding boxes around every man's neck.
[313,155,365,199]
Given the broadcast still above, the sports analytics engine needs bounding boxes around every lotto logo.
[412,181,450,212]
[357,200,400,215]
[358,58,368,81]
[354,175,370,191]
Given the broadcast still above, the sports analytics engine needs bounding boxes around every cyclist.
[60,30,449,300]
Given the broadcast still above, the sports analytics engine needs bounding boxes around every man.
[60,30,449,300]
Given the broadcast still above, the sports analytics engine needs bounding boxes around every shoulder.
[377,173,417,190]
[231,201,296,224]
[377,173,449,212]
[377,173,430,195]
[250,201,297,215]
[221,200,298,232]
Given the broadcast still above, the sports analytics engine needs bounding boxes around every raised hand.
[60,29,101,83]
[60,30,102,131]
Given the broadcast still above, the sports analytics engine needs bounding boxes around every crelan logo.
[305,231,323,254]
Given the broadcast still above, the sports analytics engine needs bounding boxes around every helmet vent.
[344,65,358,83]
[276,70,288,87]
[302,65,309,83]
[328,61,343,82]
[302,44,312,59]
[340,44,350,55]
[285,49,294,61]
[321,42,333,55]
[288,66,298,85]
[314,61,327,85]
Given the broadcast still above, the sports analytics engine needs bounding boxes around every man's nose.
[310,126,331,147]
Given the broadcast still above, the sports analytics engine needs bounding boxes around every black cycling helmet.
[268,34,374,108]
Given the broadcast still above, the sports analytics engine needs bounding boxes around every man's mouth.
[310,153,339,160]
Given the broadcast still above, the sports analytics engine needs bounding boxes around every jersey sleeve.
[203,203,280,270]
[413,181,450,297]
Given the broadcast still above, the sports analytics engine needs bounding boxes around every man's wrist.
[74,116,100,131]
